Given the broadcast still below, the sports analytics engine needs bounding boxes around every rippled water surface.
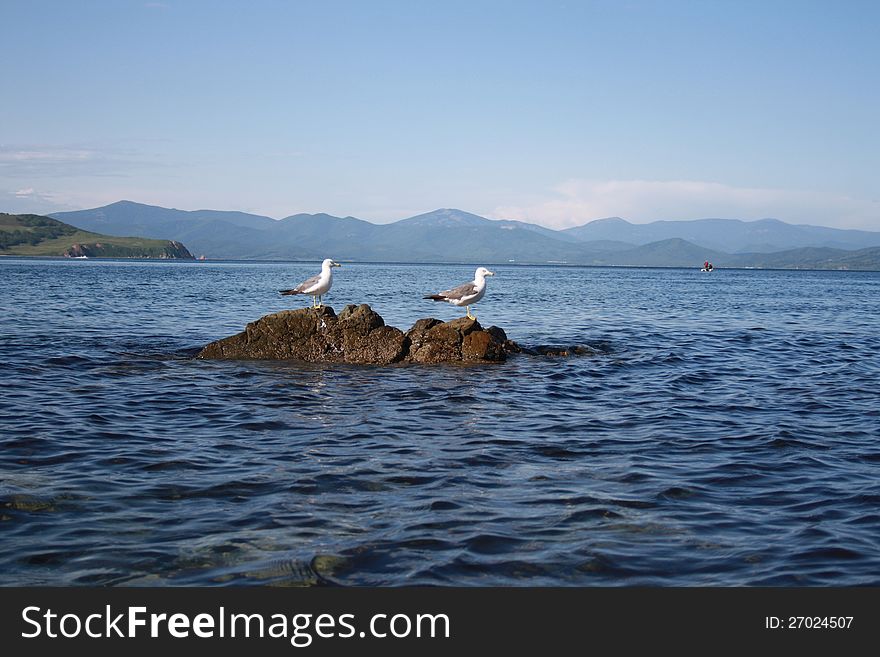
[1,259,879,586]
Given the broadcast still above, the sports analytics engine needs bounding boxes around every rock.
[486,325,523,354]
[407,319,467,363]
[199,305,405,365]
[404,318,443,356]
[196,304,598,365]
[440,316,482,336]
[533,346,572,357]
[338,303,385,332]
[342,325,408,365]
[197,305,511,365]
[531,344,596,357]
[404,316,511,363]
[462,330,505,361]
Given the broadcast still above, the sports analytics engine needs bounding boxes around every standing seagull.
[424,266,495,320]
[280,258,342,308]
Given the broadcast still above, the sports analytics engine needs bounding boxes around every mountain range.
[49,201,880,269]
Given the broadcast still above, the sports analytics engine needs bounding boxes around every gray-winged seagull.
[280,258,341,308]
[424,266,495,320]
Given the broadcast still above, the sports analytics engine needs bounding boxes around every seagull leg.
[466,306,476,320]
[317,295,323,308]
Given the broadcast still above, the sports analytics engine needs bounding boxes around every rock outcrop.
[197,304,518,364]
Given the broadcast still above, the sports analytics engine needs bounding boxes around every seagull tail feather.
[424,294,445,301]
[280,289,303,296]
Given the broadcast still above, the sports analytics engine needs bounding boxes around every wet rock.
[198,305,407,365]
[404,318,443,357]
[407,318,467,363]
[197,305,511,364]
[533,345,573,357]
[531,344,596,357]
[486,325,523,354]
[462,330,505,361]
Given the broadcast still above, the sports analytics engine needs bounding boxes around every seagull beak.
[487,270,495,276]
[333,262,342,267]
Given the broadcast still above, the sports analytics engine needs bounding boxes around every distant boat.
[73,255,89,259]
[198,255,207,261]
[701,261,714,272]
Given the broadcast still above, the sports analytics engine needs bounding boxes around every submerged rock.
[197,304,516,365]
[528,345,598,357]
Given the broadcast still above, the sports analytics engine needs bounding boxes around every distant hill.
[0,213,194,259]
[53,201,280,259]
[367,209,593,263]
[46,201,880,270]
[721,246,880,270]
[563,216,880,253]
[603,238,727,267]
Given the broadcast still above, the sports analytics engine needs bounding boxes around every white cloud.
[3,187,76,214]
[494,179,880,231]
[0,144,158,178]
[0,149,94,163]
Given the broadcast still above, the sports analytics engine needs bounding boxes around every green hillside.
[0,213,194,259]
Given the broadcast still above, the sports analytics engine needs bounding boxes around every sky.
[1,0,878,229]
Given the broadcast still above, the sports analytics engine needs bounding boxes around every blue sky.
[2,0,878,229]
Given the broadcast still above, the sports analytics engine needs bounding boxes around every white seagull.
[424,266,495,320]
[280,258,342,308]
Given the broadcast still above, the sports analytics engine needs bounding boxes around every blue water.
[1,258,878,586]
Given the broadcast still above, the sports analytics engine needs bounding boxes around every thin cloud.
[3,187,77,214]
[494,179,880,231]
[0,144,160,178]
[0,148,94,163]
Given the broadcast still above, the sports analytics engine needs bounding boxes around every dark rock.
[487,325,523,354]
[462,330,505,361]
[342,325,408,365]
[407,319,468,363]
[338,303,385,332]
[534,346,572,357]
[404,318,443,356]
[441,316,481,336]
[405,316,510,363]
[485,325,507,343]
[198,305,406,365]
[197,305,511,365]
[530,344,596,357]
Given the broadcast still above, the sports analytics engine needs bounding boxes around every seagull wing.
[441,282,478,300]
[425,281,477,301]
[280,272,321,296]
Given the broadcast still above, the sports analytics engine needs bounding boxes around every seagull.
[424,266,495,320]
[280,258,342,308]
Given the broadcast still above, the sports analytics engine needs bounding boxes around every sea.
[1,258,878,586]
